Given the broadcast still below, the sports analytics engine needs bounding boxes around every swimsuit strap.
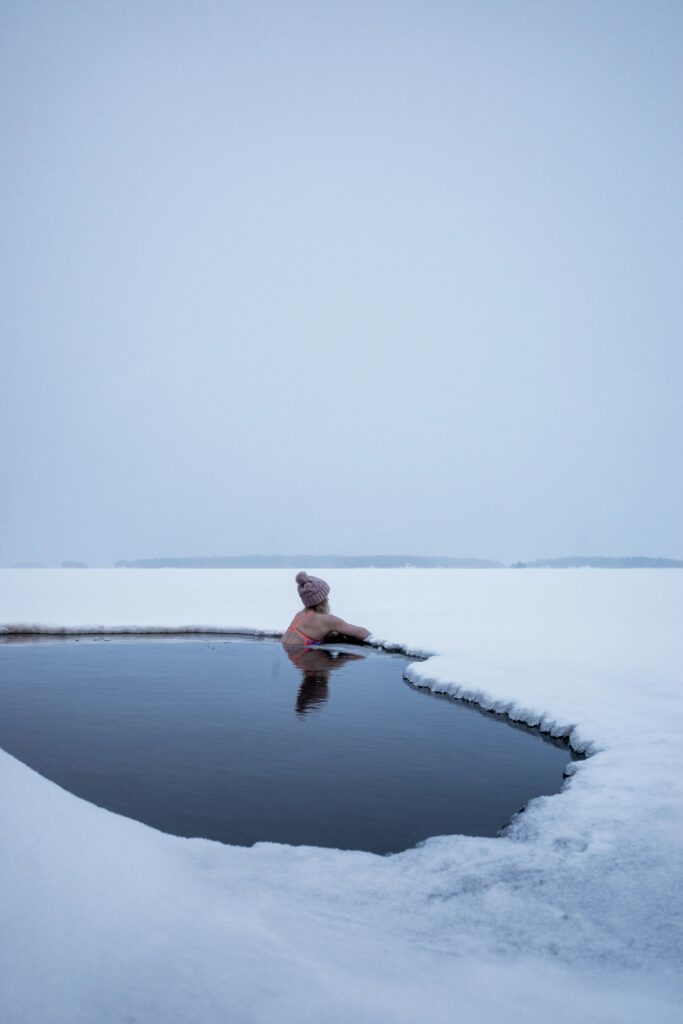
[288,610,320,646]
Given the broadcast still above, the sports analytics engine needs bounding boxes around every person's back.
[281,571,371,648]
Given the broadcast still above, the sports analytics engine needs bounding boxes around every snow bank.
[1,568,682,1023]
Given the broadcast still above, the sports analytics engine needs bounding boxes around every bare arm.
[320,614,371,641]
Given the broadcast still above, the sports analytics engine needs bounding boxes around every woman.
[281,571,371,648]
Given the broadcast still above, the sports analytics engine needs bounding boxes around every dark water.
[0,636,576,854]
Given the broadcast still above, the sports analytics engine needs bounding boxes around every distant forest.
[112,555,683,569]
[114,555,502,569]
[510,556,683,569]
[9,555,683,569]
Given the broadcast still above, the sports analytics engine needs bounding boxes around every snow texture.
[1,568,682,1023]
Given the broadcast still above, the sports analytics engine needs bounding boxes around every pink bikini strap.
[289,610,317,644]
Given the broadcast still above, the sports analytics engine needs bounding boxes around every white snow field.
[1,568,682,1024]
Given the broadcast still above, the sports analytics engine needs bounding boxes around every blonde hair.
[310,598,330,613]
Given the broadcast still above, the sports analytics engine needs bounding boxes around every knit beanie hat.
[296,570,330,608]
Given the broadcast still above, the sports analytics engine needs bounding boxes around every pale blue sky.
[1,1,681,565]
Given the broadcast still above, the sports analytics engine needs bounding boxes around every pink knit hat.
[296,570,330,607]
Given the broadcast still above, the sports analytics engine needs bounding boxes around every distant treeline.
[7,555,682,569]
[510,556,683,569]
[114,555,503,569]
[112,554,683,569]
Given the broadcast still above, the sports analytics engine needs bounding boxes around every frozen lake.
[0,635,574,853]
[1,568,682,1023]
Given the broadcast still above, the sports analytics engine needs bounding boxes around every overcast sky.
[1,1,681,565]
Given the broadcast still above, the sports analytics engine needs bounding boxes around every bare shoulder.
[318,612,349,629]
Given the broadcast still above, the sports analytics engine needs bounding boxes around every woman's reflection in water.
[283,646,366,717]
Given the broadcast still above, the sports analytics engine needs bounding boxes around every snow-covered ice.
[1,568,682,1023]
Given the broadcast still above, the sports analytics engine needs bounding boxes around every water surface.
[0,636,575,853]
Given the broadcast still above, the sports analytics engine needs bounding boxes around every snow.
[1,568,682,1023]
